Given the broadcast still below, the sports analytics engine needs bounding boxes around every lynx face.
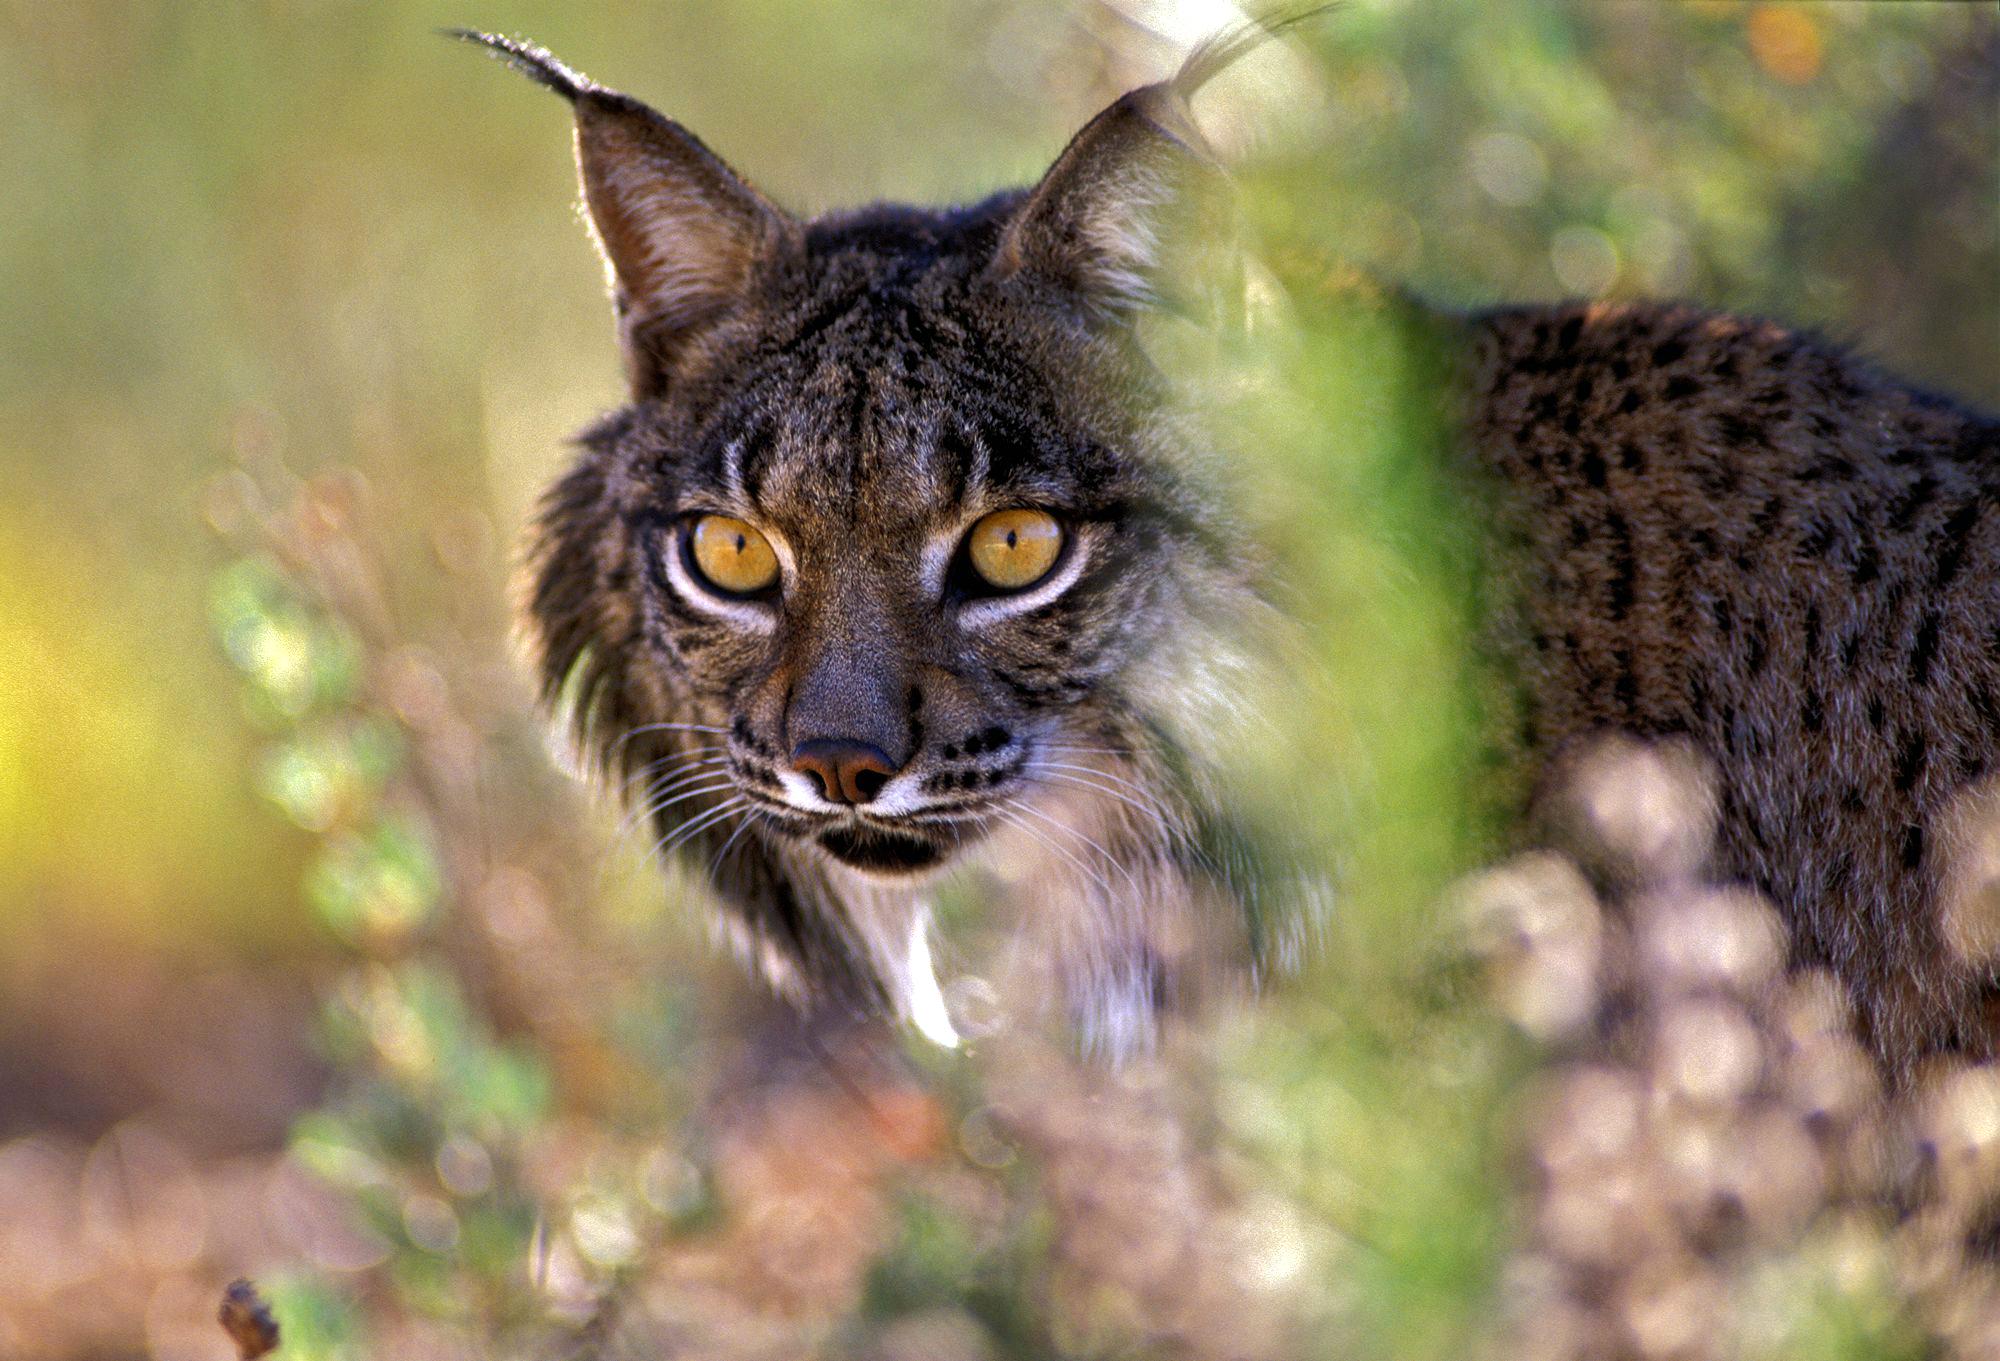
[471,28,1269,1024]
[588,222,1187,879]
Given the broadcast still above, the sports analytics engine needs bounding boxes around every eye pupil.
[965,509,1063,592]
[687,515,779,596]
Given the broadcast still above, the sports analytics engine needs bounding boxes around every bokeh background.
[1,2,1994,1358]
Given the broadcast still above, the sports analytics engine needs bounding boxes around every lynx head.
[458,23,1300,1019]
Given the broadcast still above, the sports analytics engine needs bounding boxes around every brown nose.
[791,739,898,805]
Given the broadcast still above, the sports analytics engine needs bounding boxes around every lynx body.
[1468,301,2000,1071]
[460,27,1999,1072]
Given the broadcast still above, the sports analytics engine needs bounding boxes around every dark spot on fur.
[1911,611,1942,686]
[1718,413,1762,447]
[1891,477,1938,532]
[1851,543,1879,585]
[1614,662,1638,714]
[1697,456,1741,500]
[1934,501,1981,589]
[1894,732,1927,793]
[1752,496,1782,536]
[1605,512,1636,620]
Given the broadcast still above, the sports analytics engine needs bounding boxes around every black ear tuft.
[1170,4,1341,100]
[450,31,801,400]
[443,28,590,103]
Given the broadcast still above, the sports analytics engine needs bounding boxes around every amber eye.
[966,509,1064,591]
[686,515,779,596]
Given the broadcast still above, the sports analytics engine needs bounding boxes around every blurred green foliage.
[1,2,1992,1358]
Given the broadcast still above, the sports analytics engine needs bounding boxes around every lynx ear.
[987,10,1328,322]
[989,87,1224,320]
[451,31,801,399]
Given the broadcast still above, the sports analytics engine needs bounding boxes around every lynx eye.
[686,515,779,596]
[966,509,1064,591]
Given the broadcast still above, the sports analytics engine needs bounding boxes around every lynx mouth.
[815,823,954,874]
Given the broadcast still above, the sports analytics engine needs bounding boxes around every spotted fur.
[1465,303,2000,1076]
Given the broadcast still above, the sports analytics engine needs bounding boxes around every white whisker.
[995,802,1127,903]
[633,778,741,830]
[654,796,750,862]
[619,773,735,841]
[1032,760,1180,814]
[706,805,763,873]
[630,756,734,806]
[617,749,729,817]
[1010,797,1146,896]
[1031,765,1189,852]
[621,743,726,788]
[609,720,732,759]
[1035,743,1140,759]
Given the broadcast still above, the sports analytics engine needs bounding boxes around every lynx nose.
[791,739,898,806]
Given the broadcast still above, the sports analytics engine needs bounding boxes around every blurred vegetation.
[0,2,1993,1359]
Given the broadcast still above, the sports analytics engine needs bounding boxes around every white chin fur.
[902,911,961,1048]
